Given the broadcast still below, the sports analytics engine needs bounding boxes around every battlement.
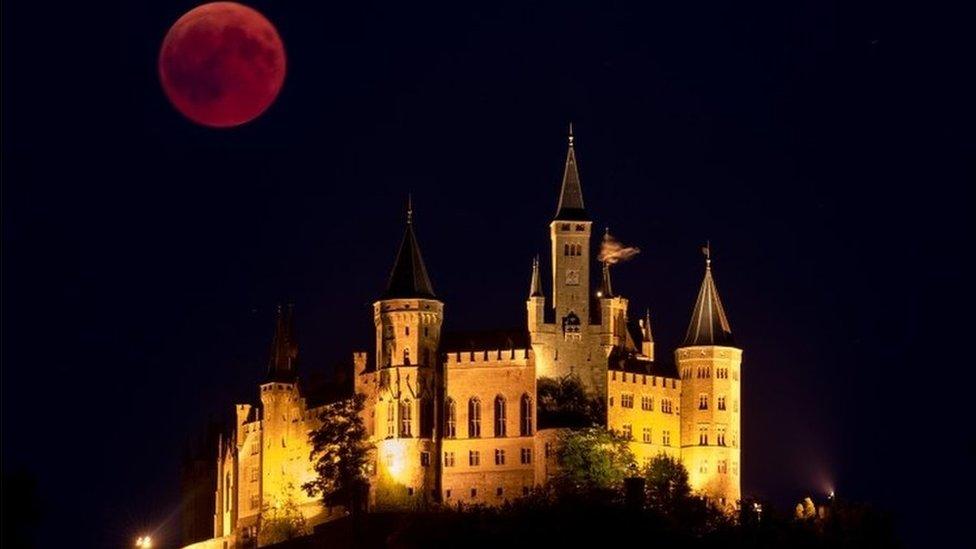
[444,347,533,367]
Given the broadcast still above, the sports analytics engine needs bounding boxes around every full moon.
[159,2,286,128]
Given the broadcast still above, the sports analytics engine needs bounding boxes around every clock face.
[566,269,580,286]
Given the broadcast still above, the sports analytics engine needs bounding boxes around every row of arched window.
[564,243,583,256]
[445,394,533,438]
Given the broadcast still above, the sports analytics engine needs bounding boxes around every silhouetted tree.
[642,454,691,511]
[303,393,372,515]
[537,376,605,428]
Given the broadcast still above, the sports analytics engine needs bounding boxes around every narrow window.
[494,449,505,465]
[699,394,708,410]
[699,425,708,446]
[494,395,507,437]
[520,394,533,436]
[421,451,431,467]
[387,400,396,437]
[469,450,480,466]
[717,396,726,411]
[403,347,410,365]
[445,398,457,438]
[468,398,481,438]
[642,427,651,443]
[662,430,671,446]
[444,451,455,467]
[622,424,633,439]
[520,448,532,464]
[399,400,412,437]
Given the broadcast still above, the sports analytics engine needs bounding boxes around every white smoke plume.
[598,230,641,265]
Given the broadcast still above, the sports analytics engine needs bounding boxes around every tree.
[303,393,372,515]
[537,376,606,429]
[257,488,310,546]
[642,454,691,511]
[554,427,635,496]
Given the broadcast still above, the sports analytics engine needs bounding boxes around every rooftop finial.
[568,122,574,146]
[407,193,413,224]
[702,240,712,269]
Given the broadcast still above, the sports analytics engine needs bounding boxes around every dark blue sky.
[2,1,970,547]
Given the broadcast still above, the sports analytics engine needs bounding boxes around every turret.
[676,244,742,510]
[527,256,546,331]
[371,197,443,510]
[640,309,654,361]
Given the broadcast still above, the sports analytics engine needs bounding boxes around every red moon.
[159,2,285,128]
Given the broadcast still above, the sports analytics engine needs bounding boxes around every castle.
[187,131,743,548]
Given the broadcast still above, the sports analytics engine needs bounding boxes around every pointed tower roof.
[682,244,735,347]
[641,309,654,343]
[267,304,298,382]
[554,124,588,221]
[529,256,544,298]
[382,197,436,300]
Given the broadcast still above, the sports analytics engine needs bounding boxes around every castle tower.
[550,125,592,327]
[676,246,742,509]
[259,305,312,513]
[372,198,443,509]
[597,246,630,352]
[527,256,545,330]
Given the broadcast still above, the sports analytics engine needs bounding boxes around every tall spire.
[682,244,734,346]
[641,309,653,342]
[382,197,436,299]
[529,256,544,298]
[554,123,588,221]
[267,304,298,382]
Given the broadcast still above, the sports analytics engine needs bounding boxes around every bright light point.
[135,536,153,548]
[828,490,835,500]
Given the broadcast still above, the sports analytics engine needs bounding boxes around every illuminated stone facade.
[188,132,743,548]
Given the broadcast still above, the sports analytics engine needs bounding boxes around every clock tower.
[550,126,592,331]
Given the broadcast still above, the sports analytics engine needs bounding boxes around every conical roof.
[682,255,735,347]
[267,304,298,382]
[554,126,588,221]
[382,200,435,300]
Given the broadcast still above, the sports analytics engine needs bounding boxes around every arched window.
[387,400,396,437]
[494,395,507,437]
[444,398,456,438]
[520,394,533,436]
[403,347,410,365]
[399,399,412,437]
[468,398,481,438]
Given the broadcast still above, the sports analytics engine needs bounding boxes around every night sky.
[2,1,971,547]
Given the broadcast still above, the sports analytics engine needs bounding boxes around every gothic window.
[468,398,481,438]
[717,396,726,411]
[420,397,433,437]
[562,312,581,340]
[445,398,457,438]
[717,425,727,446]
[520,394,533,436]
[494,449,505,465]
[700,460,708,474]
[494,395,507,437]
[621,394,633,408]
[642,427,652,443]
[699,425,708,446]
[699,394,708,410]
[399,400,412,437]
[564,243,570,256]
[386,400,395,437]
